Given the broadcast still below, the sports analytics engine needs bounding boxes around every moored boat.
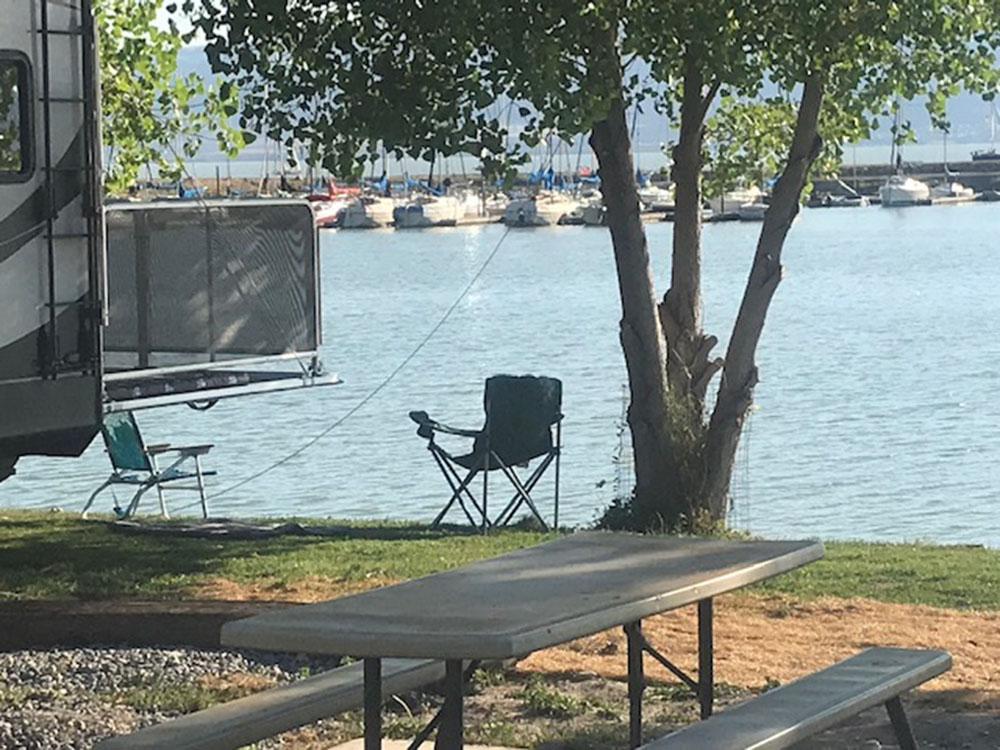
[393,195,463,228]
[337,199,380,228]
[737,201,768,221]
[503,192,578,227]
[638,184,674,213]
[879,175,930,207]
[708,186,762,216]
[930,181,975,199]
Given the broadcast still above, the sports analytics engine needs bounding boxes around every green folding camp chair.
[81,411,215,520]
[410,374,562,531]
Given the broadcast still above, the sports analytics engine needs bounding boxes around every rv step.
[41,96,87,104]
[44,233,90,240]
[37,29,83,36]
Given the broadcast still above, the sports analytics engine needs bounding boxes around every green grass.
[1,511,998,610]
[113,681,255,714]
[755,540,1000,610]
[519,675,588,718]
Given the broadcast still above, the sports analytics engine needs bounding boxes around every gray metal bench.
[95,658,443,750]
[641,647,950,750]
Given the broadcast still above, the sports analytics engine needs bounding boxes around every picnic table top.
[221,532,823,660]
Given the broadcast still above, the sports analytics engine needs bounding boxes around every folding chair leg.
[428,446,486,528]
[147,454,169,519]
[123,483,157,519]
[553,422,561,529]
[194,455,210,519]
[81,478,115,519]
[502,464,548,530]
[493,453,555,530]
[430,466,480,529]
[155,485,169,519]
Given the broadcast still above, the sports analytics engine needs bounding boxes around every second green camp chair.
[410,374,562,531]
[81,411,215,520]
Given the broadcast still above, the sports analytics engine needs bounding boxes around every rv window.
[0,58,30,179]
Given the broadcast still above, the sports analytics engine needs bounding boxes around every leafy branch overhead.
[96,0,249,193]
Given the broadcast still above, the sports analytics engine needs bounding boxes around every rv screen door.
[0,1,103,474]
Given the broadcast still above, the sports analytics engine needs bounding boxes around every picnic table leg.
[698,598,714,719]
[435,659,464,749]
[625,620,644,749]
[885,696,918,750]
[364,658,382,750]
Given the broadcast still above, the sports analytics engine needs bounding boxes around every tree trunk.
[702,74,826,519]
[660,56,723,411]
[591,97,680,523]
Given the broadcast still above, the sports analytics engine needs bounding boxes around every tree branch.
[700,71,826,518]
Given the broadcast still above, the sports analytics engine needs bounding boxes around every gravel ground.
[0,646,344,749]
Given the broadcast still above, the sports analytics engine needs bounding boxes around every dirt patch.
[198,671,277,696]
[519,594,1000,709]
[189,576,395,603]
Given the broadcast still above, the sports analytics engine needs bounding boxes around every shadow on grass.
[0,513,551,601]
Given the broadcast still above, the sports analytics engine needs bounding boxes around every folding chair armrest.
[149,444,213,457]
[173,444,214,457]
[408,411,480,439]
[434,424,481,438]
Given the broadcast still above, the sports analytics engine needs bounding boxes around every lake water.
[5,204,1000,547]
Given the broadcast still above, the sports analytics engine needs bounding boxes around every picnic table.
[221,532,823,749]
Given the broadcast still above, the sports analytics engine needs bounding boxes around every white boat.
[535,191,580,225]
[311,199,349,228]
[638,184,674,212]
[708,186,762,216]
[879,175,930,207]
[561,196,606,226]
[337,199,380,229]
[930,181,974,199]
[503,197,548,227]
[362,195,396,225]
[483,194,509,218]
[737,201,768,221]
[502,192,578,227]
[393,195,463,228]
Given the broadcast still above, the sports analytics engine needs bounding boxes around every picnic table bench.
[94,658,443,750]
[642,647,951,750]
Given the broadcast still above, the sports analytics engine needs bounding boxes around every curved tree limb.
[702,72,826,519]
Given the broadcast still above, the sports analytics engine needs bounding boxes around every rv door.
[0,0,103,480]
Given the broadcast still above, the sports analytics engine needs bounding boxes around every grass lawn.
[0,510,998,610]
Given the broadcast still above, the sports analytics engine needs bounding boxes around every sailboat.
[972,101,1000,162]
[931,129,974,199]
[879,107,930,207]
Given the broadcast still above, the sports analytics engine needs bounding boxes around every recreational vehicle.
[0,1,334,484]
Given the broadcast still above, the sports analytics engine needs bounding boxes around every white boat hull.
[879,177,930,207]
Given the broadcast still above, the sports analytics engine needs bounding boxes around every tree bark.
[702,74,826,519]
[591,95,680,523]
[660,54,722,411]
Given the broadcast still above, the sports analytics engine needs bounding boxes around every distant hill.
[177,47,998,170]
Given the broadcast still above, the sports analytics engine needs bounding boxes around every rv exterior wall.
[0,0,103,461]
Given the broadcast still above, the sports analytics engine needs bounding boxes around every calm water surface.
[6,204,1000,546]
